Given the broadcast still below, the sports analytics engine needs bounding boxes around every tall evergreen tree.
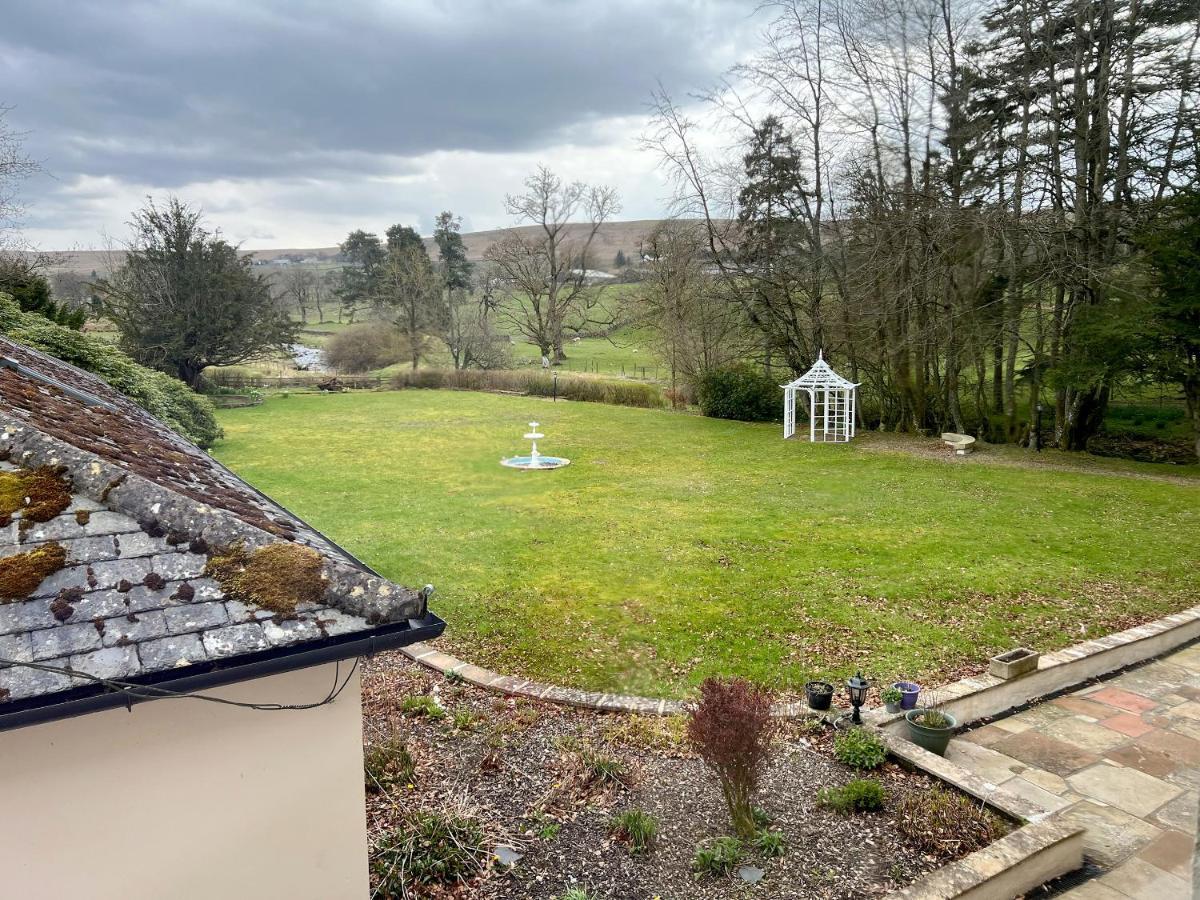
[385,224,425,255]
[432,211,472,291]
[98,197,294,388]
[334,229,385,323]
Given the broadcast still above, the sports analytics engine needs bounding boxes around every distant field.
[271,281,666,380]
[213,390,1200,699]
[31,218,673,276]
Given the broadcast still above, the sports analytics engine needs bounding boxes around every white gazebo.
[782,351,859,442]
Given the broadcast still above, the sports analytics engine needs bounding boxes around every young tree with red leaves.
[687,677,777,838]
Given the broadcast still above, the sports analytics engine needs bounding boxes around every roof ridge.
[0,415,421,626]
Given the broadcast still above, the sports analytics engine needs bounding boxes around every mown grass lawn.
[213,390,1200,699]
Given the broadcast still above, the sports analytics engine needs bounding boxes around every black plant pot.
[805,680,834,711]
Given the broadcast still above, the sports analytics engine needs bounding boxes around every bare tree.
[484,166,620,362]
[638,221,747,404]
[0,106,37,254]
[278,266,318,324]
[374,244,442,371]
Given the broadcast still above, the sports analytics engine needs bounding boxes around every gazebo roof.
[783,351,858,389]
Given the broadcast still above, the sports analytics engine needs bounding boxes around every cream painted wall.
[0,662,370,899]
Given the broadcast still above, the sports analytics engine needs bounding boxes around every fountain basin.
[501,421,570,470]
[500,455,570,470]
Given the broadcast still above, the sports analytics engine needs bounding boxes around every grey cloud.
[5,0,754,184]
[3,0,760,246]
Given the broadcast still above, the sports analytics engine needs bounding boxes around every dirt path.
[855,432,1200,487]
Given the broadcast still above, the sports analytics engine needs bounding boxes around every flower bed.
[362,652,1014,899]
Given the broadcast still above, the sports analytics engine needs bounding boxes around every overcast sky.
[3,0,763,250]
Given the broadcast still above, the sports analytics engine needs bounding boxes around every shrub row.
[390,368,666,409]
[325,323,410,373]
[0,294,222,448]
[695,365,782,423]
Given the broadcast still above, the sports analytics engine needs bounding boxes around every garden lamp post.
[846,671,869,725]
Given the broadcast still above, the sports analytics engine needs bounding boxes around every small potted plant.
[805,680,834,711]
[881,685,903,714]
[894,681,920,710]
[904,694,957,756]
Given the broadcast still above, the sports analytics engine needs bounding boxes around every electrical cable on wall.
[0,656,361,711]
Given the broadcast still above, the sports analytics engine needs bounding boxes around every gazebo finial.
[818,348,824,361]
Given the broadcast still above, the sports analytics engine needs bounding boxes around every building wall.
[0,662,369,900]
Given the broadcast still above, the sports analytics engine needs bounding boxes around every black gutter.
[0,611,446,734]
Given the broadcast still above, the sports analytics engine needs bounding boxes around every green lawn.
[213,391,1200,698]
[509,329,663,378]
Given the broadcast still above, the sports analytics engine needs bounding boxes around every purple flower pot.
[895,682,920,710]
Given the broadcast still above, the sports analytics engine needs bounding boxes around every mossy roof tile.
[0,335,436,710]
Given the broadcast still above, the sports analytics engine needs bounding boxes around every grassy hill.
[31,219,676,276]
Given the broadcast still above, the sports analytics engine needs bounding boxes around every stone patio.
[952,642,1200,898]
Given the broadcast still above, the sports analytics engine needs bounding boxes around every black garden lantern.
[846,671,869,725]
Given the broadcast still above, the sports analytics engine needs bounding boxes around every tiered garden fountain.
[501,422,570,470]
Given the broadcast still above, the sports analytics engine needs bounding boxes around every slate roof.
[0,335,441,716]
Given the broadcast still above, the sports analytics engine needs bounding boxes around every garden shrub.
[817,778,886,813]
[833,727,887,769]
[0,264,85,328]
[609,809,658,855]
[687,677,777,839]
[390,367,666,409]
[364,736,415,793]
[0,294,221,447]
[751,828,786,857]
[451,707,477,730]
[692,836,743,876]
[370,807,488,893]
[695,364,781,423]
[894,785,1009,857]
[400,695,445,719]
[325,323,409,373]
[579,745,627,787]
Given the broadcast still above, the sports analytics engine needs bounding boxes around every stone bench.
[941,432,976,455]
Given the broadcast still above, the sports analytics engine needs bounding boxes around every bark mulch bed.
[363,651,1012,899]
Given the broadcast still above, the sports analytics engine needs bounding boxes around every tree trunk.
[992,334,1003,413]
[178,360,205,391]
[1062,385,1109,451]
[1186,378,1200,463]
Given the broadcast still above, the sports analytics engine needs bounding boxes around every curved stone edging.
[404,601,1200,723]
[402,643,688,716]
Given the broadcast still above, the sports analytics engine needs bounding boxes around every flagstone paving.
[952,642,1200,898]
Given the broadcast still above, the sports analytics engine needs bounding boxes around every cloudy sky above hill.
[3,0,763,249]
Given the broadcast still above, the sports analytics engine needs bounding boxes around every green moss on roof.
[0,542,67,600]
[206,542,325,617]
[0,466,73,533]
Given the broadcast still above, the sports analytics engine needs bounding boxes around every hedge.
[0,294,222,448]
[390,368,666,409]
[695,365,782,423]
